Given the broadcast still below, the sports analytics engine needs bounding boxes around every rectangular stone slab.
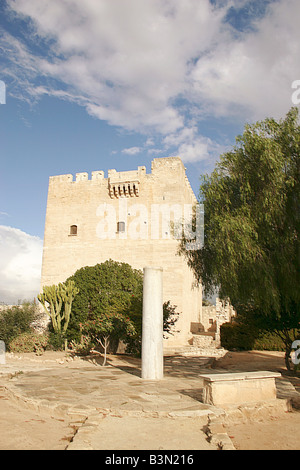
[199,371,281,406]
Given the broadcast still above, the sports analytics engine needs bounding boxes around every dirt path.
[224,410,300,450]
[0,386,75,450]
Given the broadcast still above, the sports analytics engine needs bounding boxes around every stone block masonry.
[40,157,203,346]
[200,371,282,406]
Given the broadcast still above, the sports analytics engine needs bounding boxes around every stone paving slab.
[3,360,219,419]
[67,415,216,451]
[0,353,225,450]
[1,352,299,450]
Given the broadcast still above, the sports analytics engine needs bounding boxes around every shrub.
[9,332,48,354]
[253,331,286,351]
[65,259,144,343]
[220,322,255,351]
[0,302,42,347]
[82,313,136,365]
[65,260,180,357]
[221,321,287,351]
[69,335,92,356]
[47,332,67,351]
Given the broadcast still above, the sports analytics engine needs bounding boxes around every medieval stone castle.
[40,157,204,347]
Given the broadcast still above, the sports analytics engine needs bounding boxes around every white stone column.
[141,267,164,380]
[0,340,5,365]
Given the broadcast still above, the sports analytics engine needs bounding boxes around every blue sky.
[0,0,299,303]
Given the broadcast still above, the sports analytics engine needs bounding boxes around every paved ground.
[224,410,300,451]
[0,350,299,451]
[0,389,74,450]
[1,352,222,451]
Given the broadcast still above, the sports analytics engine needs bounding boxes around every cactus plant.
[38,281,79,334]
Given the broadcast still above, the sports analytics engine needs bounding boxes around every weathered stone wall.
[202,299,236,334]
[201,305,217,332]
[41,157,202,346]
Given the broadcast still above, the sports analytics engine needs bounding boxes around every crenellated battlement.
[151,156,185,171]
[48,157,196,202]
[49,157,187,185]
[49,171,104,183]
[49,165,148,184]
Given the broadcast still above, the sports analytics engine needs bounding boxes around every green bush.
[0,302,42,348]
[220,321,287,351]
[9,332,48,354]
[253,331,286,351]
[65,259,144,343]
[220,322,255,350]
[125,300,180,356]
[65,260,180,356]
[69,335,92,356]
[47,332,67,351]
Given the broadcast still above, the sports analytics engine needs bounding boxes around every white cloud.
[121,147,142,155]
[0,226,43,304]
[3,0,228,134]
[163,126,226,162]
[176,137,217,163]
[2,0,300,162]
[189,0,300,121]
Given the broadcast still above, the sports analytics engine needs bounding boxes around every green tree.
[0,301,42,349]
[181,108,300,367]
[66,259,143,346]
[125,300,180,356]
[66,259,180,355]
[83,313,136,366]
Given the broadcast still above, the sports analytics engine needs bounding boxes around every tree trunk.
[102,337,110,366]
[285,346,292,371]
[97,336,110,366]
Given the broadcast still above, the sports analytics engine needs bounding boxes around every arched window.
[70,225,77,235]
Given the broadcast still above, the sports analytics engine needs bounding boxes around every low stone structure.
[200,371,282,406]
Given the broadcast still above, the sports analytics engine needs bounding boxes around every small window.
[70,225,77,235]
[117,221,125,233]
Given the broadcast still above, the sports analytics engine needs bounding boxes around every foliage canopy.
[66,259,144,343]
[181,108,300,333]
[0,302,42,348]
[66,259,179,356]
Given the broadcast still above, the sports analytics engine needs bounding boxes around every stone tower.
[40,157,202,346]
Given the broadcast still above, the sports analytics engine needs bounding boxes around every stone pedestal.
[141,267,163,380]
[200,371,281,406]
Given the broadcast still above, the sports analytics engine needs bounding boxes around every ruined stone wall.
[201,305,217,332]
[202,300,236,332]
